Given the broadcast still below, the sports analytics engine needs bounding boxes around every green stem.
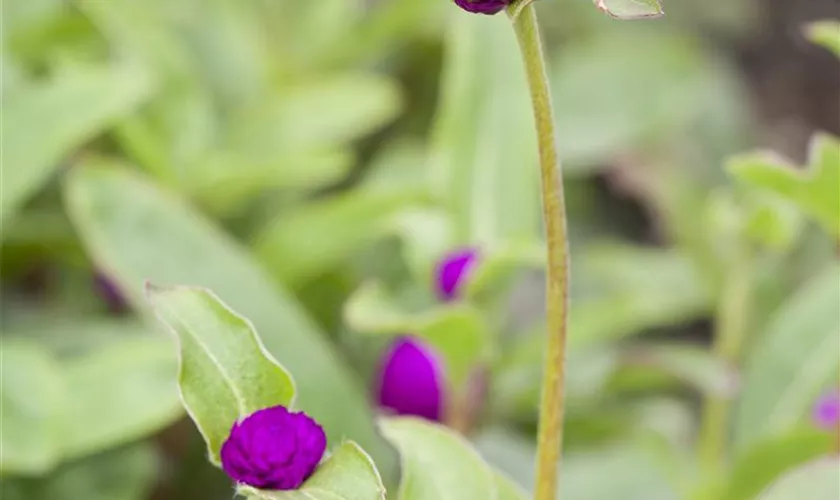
[698,249,753,472]
[510,5,570,500]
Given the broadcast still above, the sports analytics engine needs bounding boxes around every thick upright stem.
[510,5,570,500]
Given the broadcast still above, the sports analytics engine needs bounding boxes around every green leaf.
[240,442,386,500]
[806,21,840,57]
[254,185,425,285]
[463,242,545,299]
[758,458,840,500]
[594,0,664,19]
[75,0,194,82]
[345,281,416,333]
[379,417,497,500]
[0,340,64,475]
[2,444,157,500]
[620,343,738,398]
[345,283,488,387]
[187,149,355,215]
[148,285,295,464]
[429,11,541,246]
[705,187,803,255]
[0,64,153,223]
[561,442,679,500]
[494,472,529,500]
[60,335,184,461]
[734,262,840,450]
[722,427,834,500]
[230,74,402,152]
[64,162,395,477]
[474,428,538,492]
[570,243,711,345]
[727,135,840,238]
[493,340,618,417]
[475,429,679,500]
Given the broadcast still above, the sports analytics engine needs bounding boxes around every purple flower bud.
[376,336,445,422]
[220,406,326,490]
[812,389,840,430]
[454,0,511,14]
[435,248,479,301]
[93,272,127,313]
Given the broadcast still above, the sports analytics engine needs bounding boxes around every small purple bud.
[454,0,511,14]
[376,336,445,422]
[93,273,127,313]
[812,389,840,430]
[435,248,479,301]
[220,406,326,490]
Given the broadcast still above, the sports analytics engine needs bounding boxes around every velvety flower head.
[376,336,446,422]
[812,389,840,430]
[454,0,511,14]
[93,272,128,313]
[435,248,479,301]
[221,406,326,490]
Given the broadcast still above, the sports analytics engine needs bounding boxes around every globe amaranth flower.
[454,0,511,14]
[376,336,446,422]
[812,389,840,430]
[221,405,326,490]
[435,247,479,301]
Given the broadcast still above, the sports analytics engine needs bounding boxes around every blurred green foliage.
[1,0,838,498]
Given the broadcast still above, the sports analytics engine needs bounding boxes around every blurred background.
[1,0,839,499]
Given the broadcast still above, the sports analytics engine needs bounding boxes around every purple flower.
[93,272,127,313]
[454,0,511,14]
[435,248,479,301]
[220,406,326,490]
[812,389,840,430]
[376,336,445,422]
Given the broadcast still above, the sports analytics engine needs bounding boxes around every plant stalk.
[510,5,570,500]
[698,249,753,472]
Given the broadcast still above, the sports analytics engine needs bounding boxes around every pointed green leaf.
[240,442,386,500]
[345,283,488,387]
[735,263,840,449]
[230,74,402,151]
[187,149,355,215]
[254,185,424,285]
[147,285,295,464]
[723,427,834,500]
[594,0,664,19]
[0,340,64,474]
[806,21,840,57]
[758,458,840,500]
[0,64,153,223]
[727,135,840,237]
[65,162,394,476]
[379,417,496,500]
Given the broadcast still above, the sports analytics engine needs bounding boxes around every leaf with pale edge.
[239,442,386,500]
[594,0,664,19]
[379,417,498,500]
[148,285,295,464]
[758,458,840,500]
